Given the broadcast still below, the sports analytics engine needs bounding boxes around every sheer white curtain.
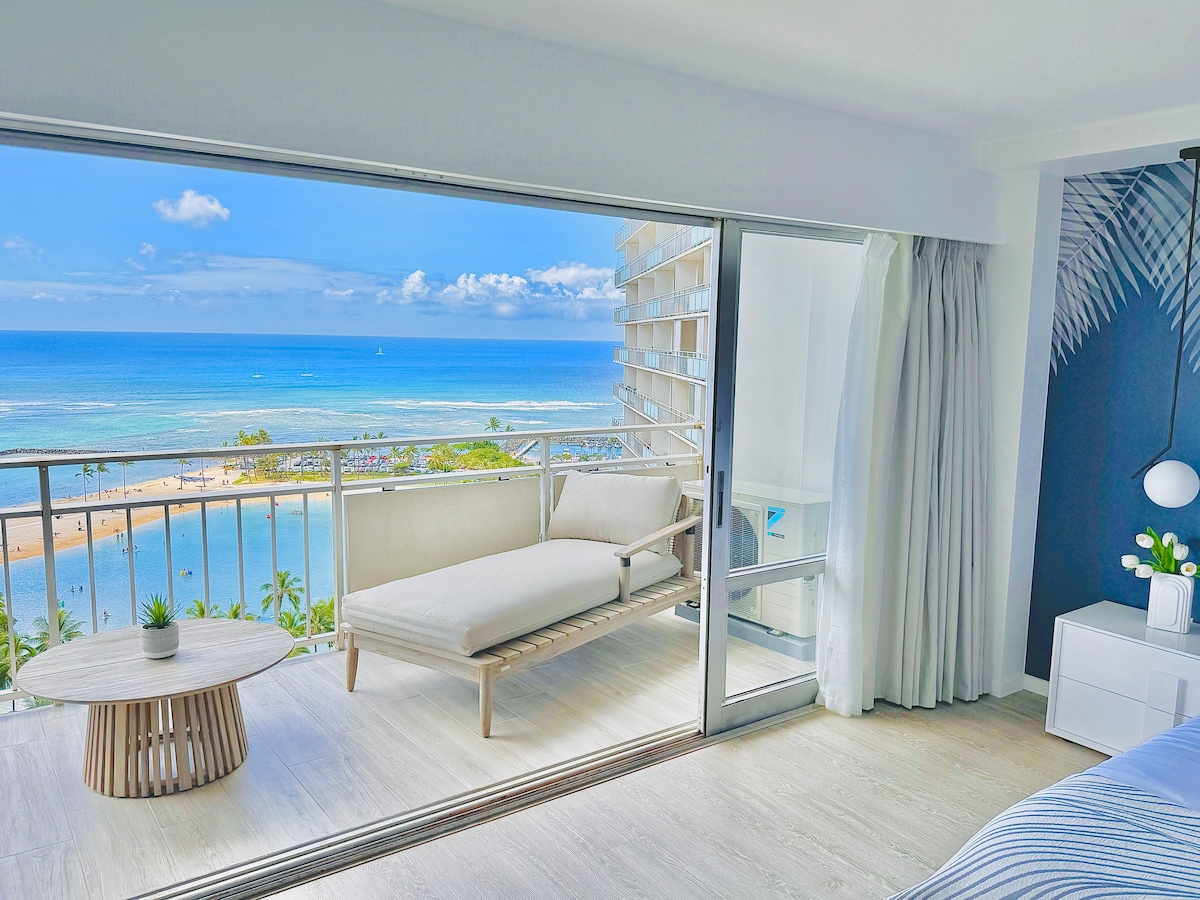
[818,235,990,716]
[818,232,910,716]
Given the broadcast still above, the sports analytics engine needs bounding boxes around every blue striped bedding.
[890,716,1200,899]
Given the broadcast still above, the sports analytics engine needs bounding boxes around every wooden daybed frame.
[343,512,701,737]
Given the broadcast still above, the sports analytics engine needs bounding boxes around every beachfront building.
[612,221,712,460]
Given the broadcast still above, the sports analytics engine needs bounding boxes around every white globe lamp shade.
[1144,460,1200,508]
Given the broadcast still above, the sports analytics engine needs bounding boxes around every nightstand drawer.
[1050,676,1152,754]
[1057,622,1200,716]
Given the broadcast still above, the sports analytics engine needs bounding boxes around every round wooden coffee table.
[17,618,293,798]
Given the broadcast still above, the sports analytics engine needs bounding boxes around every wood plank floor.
[276,691,1103,900]
[0,609,809,900]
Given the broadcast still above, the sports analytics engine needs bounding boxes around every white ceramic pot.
[1148,572,1194,633]
[142,622,179,659]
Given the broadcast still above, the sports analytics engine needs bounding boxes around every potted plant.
[1123,528,1197,633]
[140,593,179,659]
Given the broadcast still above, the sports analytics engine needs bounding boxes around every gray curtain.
[873,237,990,708]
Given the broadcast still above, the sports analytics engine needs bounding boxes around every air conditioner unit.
[685,482,829,640]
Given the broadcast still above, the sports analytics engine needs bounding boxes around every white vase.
[142,622,179,659]
[1148,572,1194,633]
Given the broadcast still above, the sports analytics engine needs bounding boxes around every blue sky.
[0,143,625,340]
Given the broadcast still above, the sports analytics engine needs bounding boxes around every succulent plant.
[139,593,176,629]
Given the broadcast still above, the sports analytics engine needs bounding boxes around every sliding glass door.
[702,220,862,733]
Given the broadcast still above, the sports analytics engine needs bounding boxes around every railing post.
[37,465,60,648]
[332,450,345,650]
[538,437,551,542]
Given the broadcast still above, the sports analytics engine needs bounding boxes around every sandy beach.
[2,466,301,564]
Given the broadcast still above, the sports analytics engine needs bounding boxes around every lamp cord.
[1133,152,1200,480]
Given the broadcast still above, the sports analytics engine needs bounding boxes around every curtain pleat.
[819,235,990,715]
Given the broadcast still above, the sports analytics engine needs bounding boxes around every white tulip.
[1164,532,1179,547]
[1136,564,1154,579]
[1121,554,1140,568]
[1183,562,1197,577]
[1176,543,1191,561]
[1136,533,1154,548]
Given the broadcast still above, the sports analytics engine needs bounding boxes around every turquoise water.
[0,330,617,506]
[0,330,617,635]
[7,497,335,633]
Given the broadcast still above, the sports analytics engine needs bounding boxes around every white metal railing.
[614,218,646,249]
[615,346,708,381]
[612,385,702,448]
[614,283,710,324]
[614,225,712,286]
[617,431,655,459]
[0,424,702,707]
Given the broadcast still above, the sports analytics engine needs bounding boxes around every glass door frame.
[700,218,863,735]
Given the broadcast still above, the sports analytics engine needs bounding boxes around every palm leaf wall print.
[1053,162,1199,372]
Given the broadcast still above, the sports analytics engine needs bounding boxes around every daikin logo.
[767,506,786,539]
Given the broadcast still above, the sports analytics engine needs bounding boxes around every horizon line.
[0,327,615,344]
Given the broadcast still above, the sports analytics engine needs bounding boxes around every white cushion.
[547,471,681,550]
[341,538,682,656]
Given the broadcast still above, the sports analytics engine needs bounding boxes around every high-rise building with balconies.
[612,221,713,459]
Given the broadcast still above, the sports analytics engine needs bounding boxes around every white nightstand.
[1047,600,1200,755]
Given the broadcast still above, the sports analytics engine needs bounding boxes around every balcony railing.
[614,283,710,324]
[613,384,702,447]
[617,431,655,458]
[615,346,708,381]
[614,225,712,287]
[614,218,646,249]
[0,424,701,707]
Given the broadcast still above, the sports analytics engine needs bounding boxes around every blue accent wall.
[1029,282,1200,678]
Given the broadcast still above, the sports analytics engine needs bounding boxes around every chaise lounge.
[341,470,702,736]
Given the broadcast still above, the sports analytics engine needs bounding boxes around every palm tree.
[214,601,256,621]
[0,590,36,692]
[485,416,502,433]
[235,429,272,477]
[177,458,190,489]
[426,444,459,473]
[95,462,109,498]
[260,570,304,620]
[76,463,95,501]
[184,598,216,619]
[33,605,85,653]
[119,460,134,498]
[390,445,418,474]
[0,591,36,695]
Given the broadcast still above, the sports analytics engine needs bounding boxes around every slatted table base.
[83,683,249,797]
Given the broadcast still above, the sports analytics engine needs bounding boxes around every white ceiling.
[375,0,1200,147]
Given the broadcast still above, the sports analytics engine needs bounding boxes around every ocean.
[0,329,618,634]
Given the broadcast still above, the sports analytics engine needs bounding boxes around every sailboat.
[376,346,384,356]
[251,367,264,379]
[300,360,315,377]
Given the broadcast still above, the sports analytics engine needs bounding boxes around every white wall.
[732,234,861,501]
[0,0,997,242]
[984,170,1064,697]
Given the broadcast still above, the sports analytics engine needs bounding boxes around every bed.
[890,714,1200,899]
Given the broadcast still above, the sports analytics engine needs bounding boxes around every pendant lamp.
[1135,147,1200,508]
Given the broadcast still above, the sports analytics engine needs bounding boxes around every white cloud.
[3,236,42,261]
[0,252,619,323]
[152,190,230,227]
[401,269,429,299]
[441,272,529,302]
[528,262,614,289]
[139,242,158,260]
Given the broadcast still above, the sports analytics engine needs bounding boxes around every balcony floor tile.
[0,609,810,899]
